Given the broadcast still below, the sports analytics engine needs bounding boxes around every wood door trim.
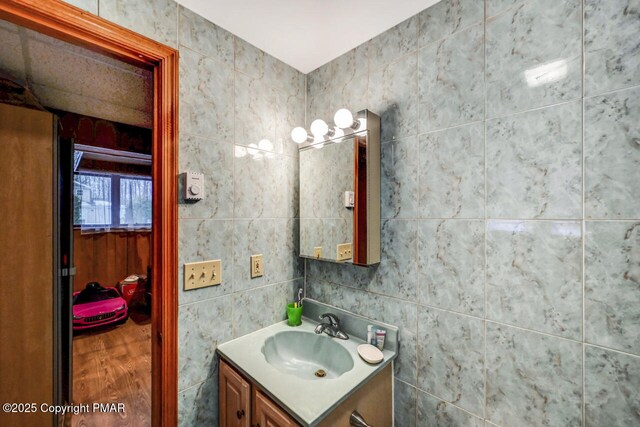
[0,1,179,426]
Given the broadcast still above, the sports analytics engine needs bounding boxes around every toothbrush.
[296,288,303,308]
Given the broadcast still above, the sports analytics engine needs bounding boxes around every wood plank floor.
[66,311,151,427]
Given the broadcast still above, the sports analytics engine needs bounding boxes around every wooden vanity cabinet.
[220,360,251,427]
[220,359,298,427]
[220,359,392,427]
[253,389,298,427]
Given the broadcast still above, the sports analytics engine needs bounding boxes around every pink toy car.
[73,282,129,331]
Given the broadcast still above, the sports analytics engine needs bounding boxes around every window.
[74,172,151,229]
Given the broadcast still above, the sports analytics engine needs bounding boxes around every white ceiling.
[177,0,441,74]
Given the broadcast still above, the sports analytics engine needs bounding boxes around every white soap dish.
[357,344,383,364]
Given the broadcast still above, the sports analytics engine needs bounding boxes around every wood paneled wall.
[0,103,53,427]
[73,230,150,291]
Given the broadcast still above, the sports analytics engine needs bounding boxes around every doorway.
[0,1,178,426]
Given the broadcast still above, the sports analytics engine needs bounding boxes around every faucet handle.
[319,313,340,327]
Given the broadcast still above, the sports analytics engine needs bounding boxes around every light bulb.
[334,108,354,129]
[310,119,329,137]
[333,127,344,141]
[291,127,308,143]
[258,139,273,151]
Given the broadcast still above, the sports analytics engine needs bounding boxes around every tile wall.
[305,0,640,426]
[65,0,305,425]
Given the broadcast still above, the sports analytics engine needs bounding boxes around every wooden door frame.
[0,1,178,425]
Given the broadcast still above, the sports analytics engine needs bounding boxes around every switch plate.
[336,243,353,261]
[184,259,222,290]
[250,254,264,278]
[313,247,323,259]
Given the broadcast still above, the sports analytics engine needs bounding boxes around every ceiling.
[177,0,441,74]
[0,19,153,128]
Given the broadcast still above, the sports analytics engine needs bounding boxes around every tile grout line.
[581,0,587,425]
[483,0,489,422]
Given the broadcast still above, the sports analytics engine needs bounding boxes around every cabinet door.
[220,360,251,427]
[253,389,298,427]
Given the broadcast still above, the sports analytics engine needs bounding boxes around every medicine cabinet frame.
[298,109,380,266]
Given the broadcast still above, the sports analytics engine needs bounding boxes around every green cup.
[286,303,302,326]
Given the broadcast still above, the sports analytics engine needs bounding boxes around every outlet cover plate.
[313,246,323,259]
[336,243,353,261]
[184,259,222,290]
[250,254,264,278]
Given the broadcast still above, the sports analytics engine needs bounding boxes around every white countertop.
[217,317,396,426]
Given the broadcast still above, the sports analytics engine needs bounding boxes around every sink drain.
[314,369,326,378]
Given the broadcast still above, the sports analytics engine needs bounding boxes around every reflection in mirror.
[298,110,380,265]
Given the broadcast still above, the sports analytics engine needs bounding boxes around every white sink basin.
[261,330,354,379]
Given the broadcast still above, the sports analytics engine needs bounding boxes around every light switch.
[250,254,264,278]
[313,247,323,259]
[336,243,352,261]
[184,259,222,290]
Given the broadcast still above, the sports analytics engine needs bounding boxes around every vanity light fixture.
[334,108,361,130]
[291,108,363,145]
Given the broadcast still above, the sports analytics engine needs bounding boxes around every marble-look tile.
[63,0,98,14]
[585,346,640,427]
[178,296,232,390]
[304,276,334,304]
[368,15,418,71]
[178,134,233,219]
[417,308,485,415]
[584,87,640,219]
[178,219,233,305]
[584,0,640,96]
[418,123,484,218]
[487,221,582,339]
[417,392,485,427]
[369,53,418,143]
[485,0,582,117]
[272,279,304,322]
[99,0,177,47]
[233,151,290,218]
[374,219,418,300]
[233,219,277,291]
[332,285,418,385]
[179,6,233,66]
[300,219,330,259]
[178,377,218,427]
[381,137,418,219]
[306,66,332,126]
[234,219,301,292]
[327,44,369,115]
[233,286,273,338]
[585,221,640,355]
[486,324,582,427]
[275,88,305,158]
[418,23,484,133]
[418,220,484,316]
[418,0,484,46]
[234,72,277,149]
[394,379,417,427]
[179,47,234,142]
[486,102,582,219]
[274,218,303,282]
[487,0,527,17]
[300,145,332,219]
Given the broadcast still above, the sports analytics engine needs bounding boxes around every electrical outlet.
[336,243,353,261]
[313,247,323,259]
[184,259,222,290]
[250,254,264,278]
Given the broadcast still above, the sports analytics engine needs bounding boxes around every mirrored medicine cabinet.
[298,110,380,266]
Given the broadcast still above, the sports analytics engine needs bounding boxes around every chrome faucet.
[314,313,349,340]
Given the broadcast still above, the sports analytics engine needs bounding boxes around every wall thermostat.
[183,172,204,201]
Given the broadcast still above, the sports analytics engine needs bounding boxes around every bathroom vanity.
[217,300,397,427]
